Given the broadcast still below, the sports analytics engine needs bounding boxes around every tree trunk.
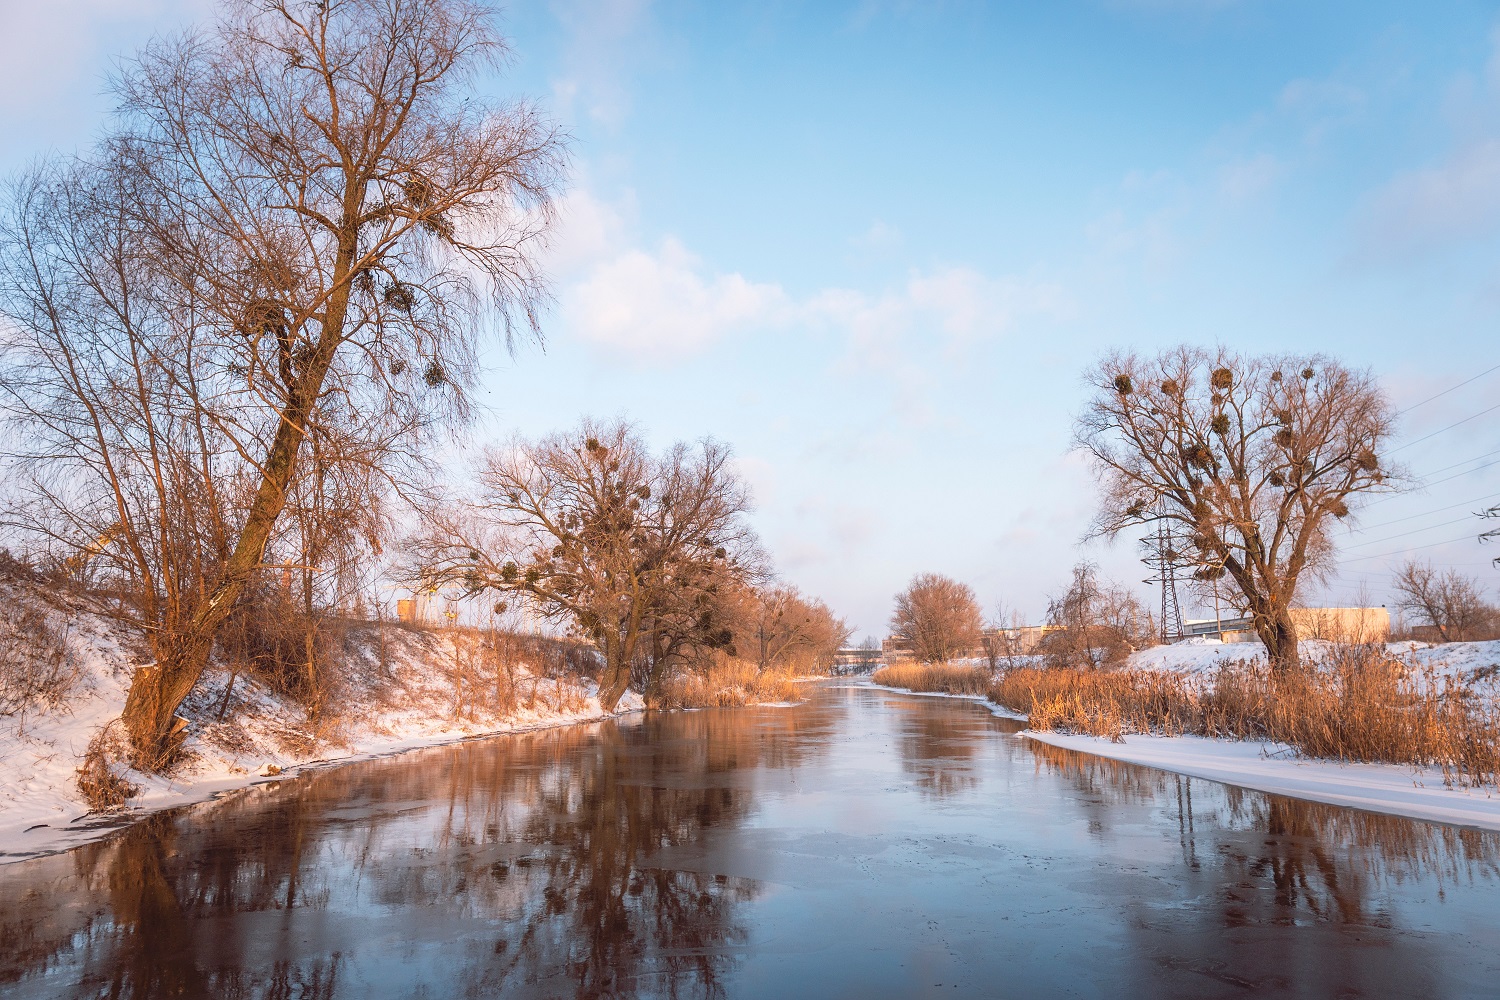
[598,643,632,713]
[1254,607,1301,675]
[121,268,353,768]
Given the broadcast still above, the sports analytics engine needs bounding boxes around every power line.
[1387,401,1500,456]
[1362,452,1500,509]
[1340,513,1475,551]
[1343,491,1500,534]
[1337,531,1481,564]
[1413,445,1500,480]
[1394,362,1500,417]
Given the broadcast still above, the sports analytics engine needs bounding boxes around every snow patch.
[1023,730,1500,831]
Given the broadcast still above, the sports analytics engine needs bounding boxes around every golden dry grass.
[871,662,992,695]
[77,723,139,810]
[651,658,803,709]
[988,645,1500,787]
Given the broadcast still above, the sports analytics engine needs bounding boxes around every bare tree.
[408,420,757,711]
[1390,560,1493,643]
[889,573,983,664]
[980,602,1028,668]
[0,0,566,767]
[1039,563,1156,668]
[744,585,852,675]
[1077,348,1398,673]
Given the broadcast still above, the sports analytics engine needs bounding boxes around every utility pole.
[1141,504,1186,644]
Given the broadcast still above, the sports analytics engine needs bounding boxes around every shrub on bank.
[871,662,992,695]
[987,646,1500,788]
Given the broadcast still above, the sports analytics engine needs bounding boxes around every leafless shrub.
[1037,562,1155,669]
[77,723,139,810]
[216,586,353,717]
[0,604,80,718]
[649,654,802,710]
[449,628,520,721]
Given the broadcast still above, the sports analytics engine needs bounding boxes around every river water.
[2,682,1499,998]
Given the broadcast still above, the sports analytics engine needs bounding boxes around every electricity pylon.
[1140,506,1187,644]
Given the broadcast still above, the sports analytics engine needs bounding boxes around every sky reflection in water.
[2,683,1498,999]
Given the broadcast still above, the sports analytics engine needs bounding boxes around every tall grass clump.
[990,645,1500,788]
[871,662,992,695]
[650,657,803,710]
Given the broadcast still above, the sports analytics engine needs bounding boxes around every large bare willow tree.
[1077,348,1397,671]
[0,0,566,768]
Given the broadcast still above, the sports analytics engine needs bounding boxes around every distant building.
[881,625,1064,664]
[1182,607,1389,644]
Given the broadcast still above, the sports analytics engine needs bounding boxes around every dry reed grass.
[871,662,993,695]
[988,645,1500,787]
[77,723,139,810]
[651,658,803,710]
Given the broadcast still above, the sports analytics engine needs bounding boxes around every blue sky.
[2,0,1497,638]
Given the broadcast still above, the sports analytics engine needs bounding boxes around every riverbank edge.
[0,700,647,866]
[0,686,825,866]
[864,680,1500,832]
[861,680,1028,721]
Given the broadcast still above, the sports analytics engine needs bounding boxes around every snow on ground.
[1127,636,1500,686]
[870,636,1500,831]
[1023,730,1500,831]
[0,581,646,864]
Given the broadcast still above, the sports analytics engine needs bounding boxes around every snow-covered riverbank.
[1023,729,1500,831]
[868,635,1500,831]
[0,585,647,863]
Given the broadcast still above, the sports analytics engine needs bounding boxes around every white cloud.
[547,0,655,130]
[565,238,790,356]
[556,189,1069,366]
[850,220,903,253]
[1350,24,1500,259]
[545,188,634,276]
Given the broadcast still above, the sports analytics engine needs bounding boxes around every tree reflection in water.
[5,691,1497,1000]
[1026,740,1500,923]
[0,705,836,999]
[890,696,1000,799]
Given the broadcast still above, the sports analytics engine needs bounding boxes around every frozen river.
[2,681,1498,998]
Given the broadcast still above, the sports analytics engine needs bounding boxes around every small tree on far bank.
[1076,348,1398,673]
[1038,563,1155,669]
[1391,560,1495,642]
[889,573,983,664]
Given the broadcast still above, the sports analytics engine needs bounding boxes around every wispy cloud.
[1352,27,1500,260]
[1357,138,1500,257]
[566,238,790,357]
[551,190,1070,366]
[547,0,655,129]
[0,0,209,117]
